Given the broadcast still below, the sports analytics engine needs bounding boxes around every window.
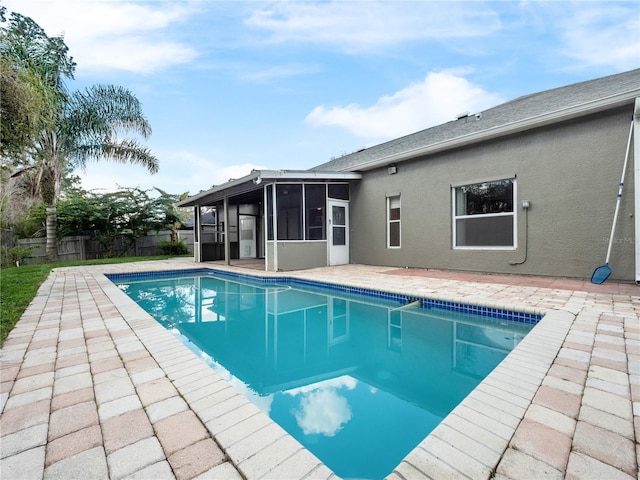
[328,183,349,200]
[387,195,401,248]
[453,178,515,248]
[266,184,274,240]
[331,205,346,245]
[265,183,348,241]
[305,184,326,240]
[276,184,303,240]
[267,183,329,241]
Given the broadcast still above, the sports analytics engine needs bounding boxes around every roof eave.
[341,89,640,172]
[177,169,362,207]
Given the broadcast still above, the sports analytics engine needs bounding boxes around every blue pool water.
[111,269,538,480]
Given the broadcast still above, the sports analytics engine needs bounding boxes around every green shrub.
[159,240,190,255]
[9,245,34,266]
[13,203,46,238]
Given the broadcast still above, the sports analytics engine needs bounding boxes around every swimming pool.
[110,269,539,479]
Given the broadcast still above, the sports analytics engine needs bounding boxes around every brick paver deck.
[1,260,638,479]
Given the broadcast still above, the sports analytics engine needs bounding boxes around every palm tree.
[2,10,159,259]
[37,84,159,258]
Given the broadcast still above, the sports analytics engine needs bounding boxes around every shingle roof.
[311,69,640,172]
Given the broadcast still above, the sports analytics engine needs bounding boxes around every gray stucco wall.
[267,241,328,271]
[350,106,636,281]
[266,242,275,271]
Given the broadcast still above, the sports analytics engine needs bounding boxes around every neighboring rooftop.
[312,68,640,172]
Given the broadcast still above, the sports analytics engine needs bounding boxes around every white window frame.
[452,178,517,250]
[387,194,401,249]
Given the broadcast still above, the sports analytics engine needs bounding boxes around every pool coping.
[3,259,636,479]
[100,263,570,479]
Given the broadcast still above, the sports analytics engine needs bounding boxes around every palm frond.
[73,139,159,174]
[66,84,152,140]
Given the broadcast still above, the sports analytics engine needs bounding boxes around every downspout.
[634,98,640,284]
[509,201,530,266]
[223,196,230,266]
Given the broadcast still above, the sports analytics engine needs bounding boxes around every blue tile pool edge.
[96,263,576,479]
[107,267,542,326]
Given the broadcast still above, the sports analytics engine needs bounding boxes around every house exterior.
[177,170,362,271]
[178,69,640,282]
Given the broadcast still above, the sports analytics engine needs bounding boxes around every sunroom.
[176,170,362,271]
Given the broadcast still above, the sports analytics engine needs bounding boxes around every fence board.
[7,230,194,265]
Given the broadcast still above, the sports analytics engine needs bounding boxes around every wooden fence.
[2,230,194,265]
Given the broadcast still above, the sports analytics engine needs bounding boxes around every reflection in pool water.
[289,376,355,437]
[115,272,535,480]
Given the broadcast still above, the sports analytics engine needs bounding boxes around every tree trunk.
[45,204,57,260]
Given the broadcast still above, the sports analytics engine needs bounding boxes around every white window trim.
[387,195,401,249]
[452,179,517,250]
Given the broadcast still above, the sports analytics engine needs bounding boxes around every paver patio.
[0,259,638,479]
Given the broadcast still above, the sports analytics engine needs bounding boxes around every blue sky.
[5,0,639,196]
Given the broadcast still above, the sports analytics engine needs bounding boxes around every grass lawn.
[0,256,175,346]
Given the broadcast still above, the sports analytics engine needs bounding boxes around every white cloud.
[306,70,504,139]
[245,1,501,52]
[177,152,267,187]
[558,5,640,70]
[74,161,157,193]
[288,376,357,437]
[77,36,196,74]
[74,149,267,195]
[2,0,199,74]
[162,156,269,195]
[239,64,322,83]
[293,388,352,437]
[212,163,269,185]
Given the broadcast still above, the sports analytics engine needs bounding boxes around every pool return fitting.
[390,300,422,311]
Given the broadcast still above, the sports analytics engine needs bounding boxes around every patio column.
[262,186,268,272]
[272,183,278,272]
[224,195,230,265]
[193,206,201,263]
